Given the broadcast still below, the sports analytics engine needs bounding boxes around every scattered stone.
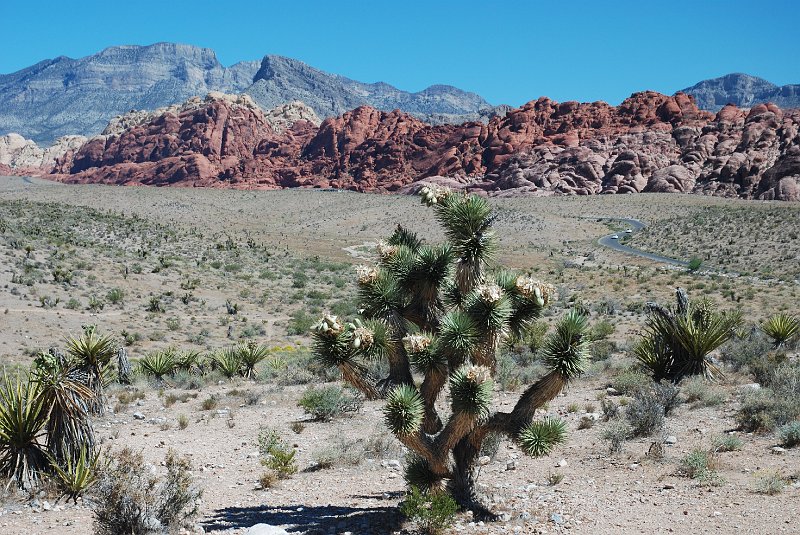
[557,459,568,468]
[133,412,145,420]
[551,513,564,525]
[506,460,516,471]
[664,436,677,445]
[606,387,620,396]
[478,456,491,466]
[771,446,786,455]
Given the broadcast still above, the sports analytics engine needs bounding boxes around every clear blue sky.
[2,0,798,106]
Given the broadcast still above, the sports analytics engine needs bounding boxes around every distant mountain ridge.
[680,73,800,111]
[0,43,502,144]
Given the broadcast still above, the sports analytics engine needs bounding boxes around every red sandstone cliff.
[51,91,800,201]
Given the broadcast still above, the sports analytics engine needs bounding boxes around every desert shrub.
[602,420,631,453]
[401,486,458,535]
[177,414,189,430]
[106,288,125,305]
[590,339,616,361]
[681,376,726,407]
[625,389,665,437]
[679,449,722,485]
[736,389,800,432]
[611,369,651,396]
[652,382,681,415]
[719,330,770,371]
[311,438,365,469]
[287,309,315,336]
[297,385,362,421]
[91,448,201,535]
[712,434,743,452]
[755,470,785,495]
[600,397,619,421]
[257,427,297,479]
[200,395,218,411]
[589,320,615,341]
[778,421,800,448]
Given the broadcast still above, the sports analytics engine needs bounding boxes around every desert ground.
[0,176,798,535]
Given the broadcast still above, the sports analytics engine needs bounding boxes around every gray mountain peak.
[680,73,800,111]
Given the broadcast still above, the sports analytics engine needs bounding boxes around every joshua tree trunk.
[117,347,132,385]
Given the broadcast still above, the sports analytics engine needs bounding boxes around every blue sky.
[2,0,798,106]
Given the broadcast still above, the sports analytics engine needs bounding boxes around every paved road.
[596,218,689,267]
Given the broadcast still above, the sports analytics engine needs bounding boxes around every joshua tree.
[635,288,742,382]
[311,187,588,518]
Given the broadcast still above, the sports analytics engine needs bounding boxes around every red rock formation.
[52,91,800,200]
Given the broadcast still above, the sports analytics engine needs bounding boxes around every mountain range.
[2,43,798,146]
[0,43,501,144]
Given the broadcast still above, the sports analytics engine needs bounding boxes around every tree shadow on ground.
[201,502,404,534]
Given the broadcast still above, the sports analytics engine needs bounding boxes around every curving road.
[595,218,689,267]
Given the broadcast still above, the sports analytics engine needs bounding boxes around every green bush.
[298,385,362,421]
[611,369,651,396]
[680,449,723,486]
[778,421,800,448]
[287,309,315,336]
[401,486,458,535]
[257,427,298,479]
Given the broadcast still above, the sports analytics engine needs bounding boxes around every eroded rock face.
[0,133,88,171]
[53,91,800,200]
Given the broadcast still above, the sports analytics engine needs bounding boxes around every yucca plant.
[47,444,102,503]
[174,350,203,375]
[761,312,800,349]
[636,290,742,382]
[213,347,243,379]
[66,325,117,413]
[138,349,177,380]
[237,342,270,379]
[0,372,48,489]
[310,187,588,519]
[31,351,95,466]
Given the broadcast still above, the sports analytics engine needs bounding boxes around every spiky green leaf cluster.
[540,310,589,379]
[404,454,442,491]
[761,312,800,348]
[517,417,567,457]
[384,385,424,436]
[449,365,493,417]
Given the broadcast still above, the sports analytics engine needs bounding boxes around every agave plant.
[66,325,117,413]
[138,349,177,381]
[761,312,800,349]
[213,347,243,379]
[47,444,102,503]
[636,289,742,382]
[0,372,48,489]
[310,189,588,519]
[236,342,270,379]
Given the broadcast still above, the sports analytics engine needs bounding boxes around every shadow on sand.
[201,500,404,534]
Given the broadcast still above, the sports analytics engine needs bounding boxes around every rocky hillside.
[0,43,260,144]
[681,73,800,112]
[51,91,800,201]
[0,43,501,145]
